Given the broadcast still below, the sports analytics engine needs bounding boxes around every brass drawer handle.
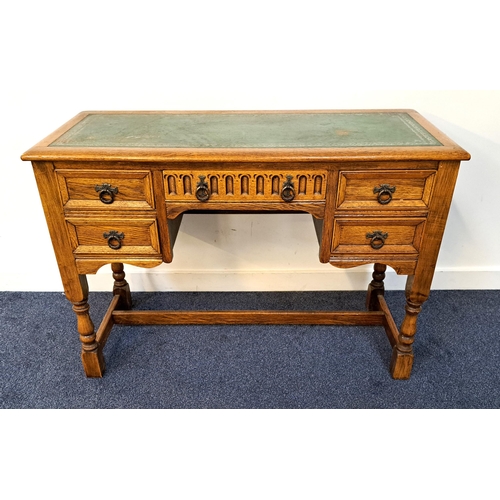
[281,175,295,202]
[103,230,125,250]
[366,230,388,250]
[373,184,396,205]
[196,175,210,202]
[95,183,119,204]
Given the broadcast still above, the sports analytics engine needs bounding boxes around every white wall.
[1,1,499,292]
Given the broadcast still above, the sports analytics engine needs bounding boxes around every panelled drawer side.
[336,170,436,210]
[56,169,155,210]
[65,217,161,256]
[331,218,426,256]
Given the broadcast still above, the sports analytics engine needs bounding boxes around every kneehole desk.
[21,110,470,379]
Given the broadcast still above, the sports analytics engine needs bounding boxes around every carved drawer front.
[164,170,327,203]
[331,218,426,255]
[56,170,155,210]
[336,170,435,210]
[65,217,160,256]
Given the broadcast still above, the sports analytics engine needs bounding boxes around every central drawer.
[164,169,327,203]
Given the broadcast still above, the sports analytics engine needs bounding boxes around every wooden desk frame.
[22,110,470,379]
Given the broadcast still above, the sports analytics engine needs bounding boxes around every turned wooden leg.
[366,263,386,311]
[112,263,132,310]
[69,275,105,377]
[390,275,424,379]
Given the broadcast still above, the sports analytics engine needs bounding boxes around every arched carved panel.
[164,170,327,202]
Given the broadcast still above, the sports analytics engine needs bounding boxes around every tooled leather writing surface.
[49,112,442,149]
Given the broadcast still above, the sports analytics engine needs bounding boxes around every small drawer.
[331,217,426,255]
[336,170,435,210]
[56,170,155,210]
[65,217,160,256]
[164,170,327,203]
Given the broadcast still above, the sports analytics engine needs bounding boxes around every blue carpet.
[1,290,498,408]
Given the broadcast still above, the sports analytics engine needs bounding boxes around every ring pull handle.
[95,183,119,204]
[196,175,210,202]
[103,230,125,250]
[373,184,396,205]
[366,230,388,250]
[281,175,295,202]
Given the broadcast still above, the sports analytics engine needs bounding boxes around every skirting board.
[1,268,500,292]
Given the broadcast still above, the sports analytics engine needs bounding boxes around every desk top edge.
[21,109,471,162]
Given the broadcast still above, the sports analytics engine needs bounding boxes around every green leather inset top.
[49,112,442,149]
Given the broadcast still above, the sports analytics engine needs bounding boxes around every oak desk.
[22,110,470,379]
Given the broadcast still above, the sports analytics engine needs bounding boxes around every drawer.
[164,170,327,203]
[336,170,435,210]
[65,217,160,256]
[331,218,426,255]
[56,170,155,210]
